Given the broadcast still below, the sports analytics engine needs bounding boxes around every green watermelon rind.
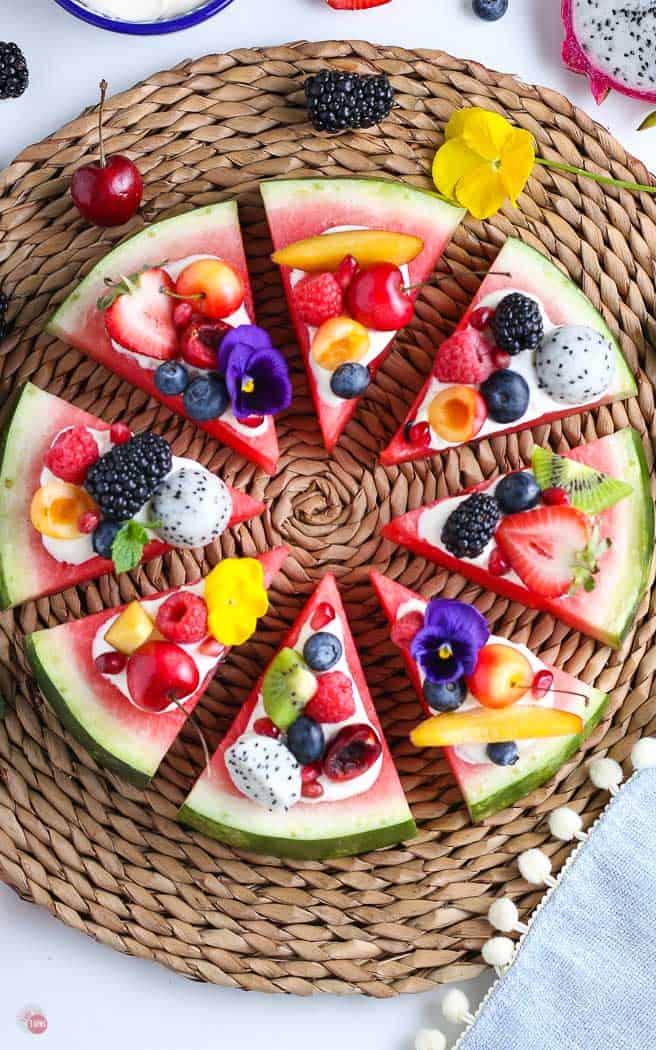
[0,384,29,610]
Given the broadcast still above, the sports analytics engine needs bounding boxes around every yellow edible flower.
[205,557,268,647]
[432,107,535,220]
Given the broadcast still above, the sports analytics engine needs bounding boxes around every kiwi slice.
[531,447,633,514]
[262,648,318,730]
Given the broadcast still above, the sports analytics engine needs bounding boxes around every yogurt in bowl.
[80,0,205,18]
[54,0,235,33]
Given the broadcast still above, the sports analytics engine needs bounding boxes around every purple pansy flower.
[410,599,489,685]
[218,325,292,420]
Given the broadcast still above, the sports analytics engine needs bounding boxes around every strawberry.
[294,272,343,327]
[104,268,177,360]
[495,506,608,598]
[326,0,391,7]
[390,610,424,648]
[304,671,355,723]
[434,327,496,385]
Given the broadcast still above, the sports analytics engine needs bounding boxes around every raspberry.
[110,422,131,445]
[294,272,343,327]
[304,671,355,723]
[390,611,424,649]
[311,602,336,631]
[254,717,281,739]
[156,592,208,644]
[434,328,496,385]
[44,426,99,485]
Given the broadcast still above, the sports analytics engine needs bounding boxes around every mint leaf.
[111,520,151,574]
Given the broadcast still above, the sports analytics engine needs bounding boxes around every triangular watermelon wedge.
[0,383,265,610]
[47,203,282,473]
[178,574,416,859]
[381,238,637,466]
[370,571,609,822]
[261,178,464,450]
[25,547,288,787]
[382,429,653,648]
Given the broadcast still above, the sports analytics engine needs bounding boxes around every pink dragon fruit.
[562,0,656,104]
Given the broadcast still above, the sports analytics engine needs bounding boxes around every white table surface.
[1,1,654,1047]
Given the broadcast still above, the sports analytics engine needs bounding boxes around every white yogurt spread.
[81,0,208,22]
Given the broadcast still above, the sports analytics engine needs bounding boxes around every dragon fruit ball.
[225,734,301,810]
[151,466,233,548]
[535,325,614,405]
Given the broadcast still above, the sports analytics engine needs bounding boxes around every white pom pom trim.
[589,756,623,794]
[488,896,529,934]
[548,806,586,843]
[482,935,515,974]
[518,848,557,888]
[631,737,656,771]
[442,987,474,1025]
[415,1028,447,1050]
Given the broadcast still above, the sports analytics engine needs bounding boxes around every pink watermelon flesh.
[25,546,288,787]
[261,178,464,451]
[0,383,265,610]
[381,237,636,467]
[562,0,656,104]
[382,428,653,648]
[47,203,280,474]
[370,571,609,822]
[179,573,416,859]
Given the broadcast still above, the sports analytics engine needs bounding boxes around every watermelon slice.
[47,203,281,474]
[381,238,637,465]
[261,177,465,450]
[25,547,288,787]
[370,571,609,822]
[0,383,264,610]
[382,429,654,648]
[178,574,416,859]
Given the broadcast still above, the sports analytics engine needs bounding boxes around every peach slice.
[311,316,370,371]
[273,230,424,272]
[410,705,583,748]
[428,385,487,443]
[30,481,98,540]
[104,601,156,656]
[467,643,533,709]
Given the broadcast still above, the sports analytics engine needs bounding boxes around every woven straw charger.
[0,39,655,996]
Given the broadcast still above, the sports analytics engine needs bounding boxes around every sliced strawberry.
[326,0,391,7]
[496,506,592,598]
[104,268,177,360]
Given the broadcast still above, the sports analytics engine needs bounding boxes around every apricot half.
[311,316,370,371]
[410,706,583,748]
[428,385,487,443]
[273,230,424,272]
[30,481,98,540]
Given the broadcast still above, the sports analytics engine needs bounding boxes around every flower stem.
[536,156,656,195]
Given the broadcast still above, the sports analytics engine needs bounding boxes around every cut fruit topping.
[253,717,282,739]
[30,481,98,540]
[496,505,604,598]
[127,640,200,713]
[180,318,231,370]
[311,316,370,370]
[345,263,414,331]
[156,592,208,644]
[175,259,244,321]
[404,420,431,447]
[323,722,382,782]
[225,734,301,811]
[262,647,318,730]
[293,272,344,327]
[428,385,487,443]
[410,705,584,748]
[95,651,127,675]
[104,268,177,361]
[434,328,496,385]
[44,425,99,485]
[334,255,359,291]
[532,669,554,699]
[390,610,425,649]
[531,446,633,515]
[104,600,155,656]
[310,602,336,631]
[272,229,423,272]
[467,643,532,709]
[304,670,356,723]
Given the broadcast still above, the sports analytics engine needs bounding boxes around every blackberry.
[85,432,172,520]
[491,293,544,355]
[304,70,394,133]
[441,493,501,558]
[0,43,28,100]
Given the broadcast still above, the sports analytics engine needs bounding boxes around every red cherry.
[79,509,101,534]
[172,302,194,330]
[110,422,131,445]
[345,263,414,331]
[301,761,322,783]
[180,319,231,370]
[532,669,554,699]
[334,255,359,291]
[254,717,281,739]
[301,780,325,799]
[126,640,199,712]
[492,350,511,369]
[470,307,494,330]
[543,487,570,506]
[323,723,382,782]
[404,419,431,447]
[71,82,143,228]
[95,651,127,675]
[311,602,336,631]
[488,548,510,576]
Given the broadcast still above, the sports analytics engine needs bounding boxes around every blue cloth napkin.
[458,770,656,1050]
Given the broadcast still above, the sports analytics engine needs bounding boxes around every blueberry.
[183,373,229,421]
[330,363,370,400]
[472,0,508,21]
[92,519,122,560]
[423,677,467,713]
[495,471,541,514]
[154,360,189,396]
[303,631,342,672]
[480,370,530,423]
[286,716,325,765]
[486,741,520,766]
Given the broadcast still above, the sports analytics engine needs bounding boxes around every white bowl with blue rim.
[54,0,235,35]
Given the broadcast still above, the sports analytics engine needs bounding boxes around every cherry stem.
[98,79,108,170]
[161,287,205,302]
[519,684,590,705]
[167,695,211,771]
[402,270,512,294]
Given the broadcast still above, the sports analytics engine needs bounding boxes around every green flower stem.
[536,156,656,195]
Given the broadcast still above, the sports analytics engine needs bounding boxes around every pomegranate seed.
[301,761,322,783]
[404,420,431,447]
[198,635,224,658]
[79,509,101,534]
[488,548,510,575]
[311,602,336,631]
[492,350,511,369]
[334,255,359,291]
[301,780,324,799]
[239,416,264,429]
[470,307,494,330]
[543,486,569,506]
[110,422,131,445]
[173,302,193,329]
[532,669,554,699]
[254,717,281,739]
[95,651,127,675]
